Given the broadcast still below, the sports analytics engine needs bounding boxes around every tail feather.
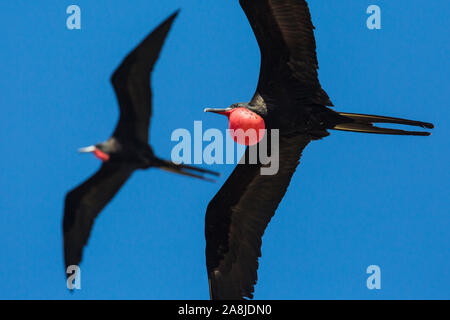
[157,159,219,182]
[333,112,434,136]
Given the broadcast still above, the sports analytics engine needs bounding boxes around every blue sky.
[0,0,448,299]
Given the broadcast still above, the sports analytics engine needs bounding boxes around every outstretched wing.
[205,134,312,299]
[239,0,332,106]
[111,11,179,143]
[63,163,134,270]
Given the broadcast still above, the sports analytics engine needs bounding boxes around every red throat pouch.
[228,108,266,146]
[93,149,110,162]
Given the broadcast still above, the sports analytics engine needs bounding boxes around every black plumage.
[63,11,217,273]
[205,0,433,300]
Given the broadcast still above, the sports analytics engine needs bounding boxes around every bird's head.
[204,103,266,146]
[78,143,111,162]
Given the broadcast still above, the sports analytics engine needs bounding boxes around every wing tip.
[165,9,181,25]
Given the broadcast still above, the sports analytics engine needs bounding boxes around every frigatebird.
[63,11,217,273]
[204,0,434,300]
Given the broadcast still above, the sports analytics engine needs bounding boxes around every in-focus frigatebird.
[204,0,434,300]
[63,11,217,274]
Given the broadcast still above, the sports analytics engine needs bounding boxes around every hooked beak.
[78,145,96,153]
[204,107,233,115]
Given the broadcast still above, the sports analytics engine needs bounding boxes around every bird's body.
[246,96,345,138]
[204,0,433,300]
[90,137,155,168]
[63,11,217,274]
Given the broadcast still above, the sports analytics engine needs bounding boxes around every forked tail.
[333,112,434,136]
[157,159,219,182]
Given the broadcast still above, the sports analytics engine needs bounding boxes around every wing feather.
[205,134,312,299]
[63,164,134,270]
[111,11,179,142]
[239,0,332,106]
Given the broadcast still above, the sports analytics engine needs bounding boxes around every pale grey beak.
[78,145,96,153]
[204,107,232,114]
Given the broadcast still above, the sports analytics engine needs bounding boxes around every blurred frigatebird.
[63,11,218,274]
[204,0,434,300]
